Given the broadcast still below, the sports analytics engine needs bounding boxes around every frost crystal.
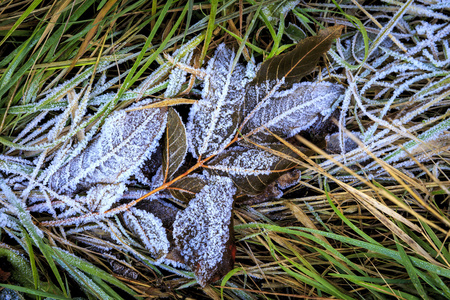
[123,208,170,259]
[76,183,127,213]
[49,106,167,193]
[243,81,344,142]
[187,44,249,158]
[172,175,236,286]
[206,146,278,176]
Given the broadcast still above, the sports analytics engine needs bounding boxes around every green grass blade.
[0,0,43,48]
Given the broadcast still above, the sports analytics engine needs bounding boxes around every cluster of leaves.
[0,14,343,291]
[1,0,450,299]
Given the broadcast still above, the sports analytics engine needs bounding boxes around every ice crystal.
[187,44,250,158]
[49,105,167,193]
[123,207,170,258]
[172,175,236,286]
[242,82,344,142]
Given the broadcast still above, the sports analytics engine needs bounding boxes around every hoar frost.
[172,175,236,286]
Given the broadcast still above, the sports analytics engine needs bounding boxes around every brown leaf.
[251,25,344,87]
[162,108,187,182]
[169,174,207,203]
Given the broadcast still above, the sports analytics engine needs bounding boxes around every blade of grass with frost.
[0,284,71,300]
[383,116,450,164]
[0,74,168,115]
[0,157,37,177]
[360,0,423,137]
[0,36,201,151]
[0,177,68,296]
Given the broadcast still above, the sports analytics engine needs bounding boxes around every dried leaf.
[173,175,236,287]
[49,106,168,193]
[206,145,298,194]
[251,25,343,87]
[242,82,344,143]
[186,44,249,158]
[162,108,187,182]
[169,173,207,203]
[123,207,170,259]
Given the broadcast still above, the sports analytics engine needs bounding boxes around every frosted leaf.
[123,207,170,259]
[206,145,299,194]
[242,81,344,143]
[186,44,249,158]
[173,175,236,287]
[76,183,127,213]
[48,106,167,193]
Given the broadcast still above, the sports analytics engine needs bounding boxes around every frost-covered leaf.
[162,108,187,182]
[187,44,249,158]
[242,81,344,143]
[169,173,207,202]
[173,175,236,287]
[205,145,298,194]
[76,183,127,213]
[123,207,170,259]
[49,105,168,193]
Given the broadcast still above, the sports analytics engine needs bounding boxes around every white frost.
[172,175,236,286]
